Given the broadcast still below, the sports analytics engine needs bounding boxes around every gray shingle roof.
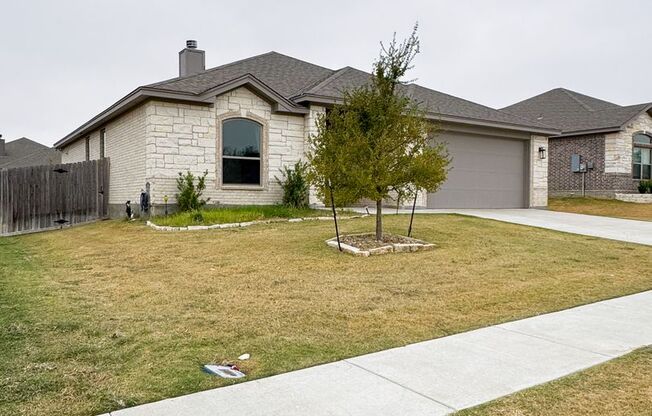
[150,52,555,132]
[502,88,652,136]
[148,51,334,98]
[0,138,60,169]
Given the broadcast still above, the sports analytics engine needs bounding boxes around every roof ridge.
[302,66,355,95]
[149,51,335,92]
[411,84,556,130]
[559,88,597,112]
[146,51,278,89]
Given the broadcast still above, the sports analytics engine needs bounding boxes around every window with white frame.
[633,133,652,180]
[222,118,262,185]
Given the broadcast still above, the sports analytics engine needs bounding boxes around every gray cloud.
[2,0,651,146]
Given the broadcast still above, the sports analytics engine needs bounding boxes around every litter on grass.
[238,353,250,360]
[203,364,246,379]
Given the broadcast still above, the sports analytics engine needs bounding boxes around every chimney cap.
[186,40,198,49]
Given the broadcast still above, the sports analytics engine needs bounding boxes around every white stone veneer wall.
[60,105,147,205]
[305,105,326,205]
[529,135,548,207]
[145,87,308,206]
[605,112,652,174]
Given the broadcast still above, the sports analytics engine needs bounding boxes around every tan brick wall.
[145,87,309,206]
[59,105,147,205]
[529,135,548,207]
[60,137,86,163]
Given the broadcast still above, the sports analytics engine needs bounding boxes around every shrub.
[639,180,652,194]
[276,161,310,208]
[191,210,204,223]
[176,170,210,212]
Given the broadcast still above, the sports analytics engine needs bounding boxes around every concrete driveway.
[354,208,652,246]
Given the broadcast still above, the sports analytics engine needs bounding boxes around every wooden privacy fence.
[0,159,110,236]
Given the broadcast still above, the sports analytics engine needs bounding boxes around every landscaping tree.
[307,24,449,240]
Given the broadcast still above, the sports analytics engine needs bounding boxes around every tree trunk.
[375,199,383,241]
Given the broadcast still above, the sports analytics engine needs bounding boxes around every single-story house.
[502,88,652,197]
[54,41,557,216]
[0,137,61,169]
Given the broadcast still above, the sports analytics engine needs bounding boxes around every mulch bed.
[339,234,425,250]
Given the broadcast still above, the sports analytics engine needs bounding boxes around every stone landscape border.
[326,234,435,257]
[146,214,369,232]
[615,193,652,203]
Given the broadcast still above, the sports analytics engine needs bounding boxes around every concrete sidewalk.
[353,208,652,246]
[104,290,652,416]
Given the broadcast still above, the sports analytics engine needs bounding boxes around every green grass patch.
[458,347,652,415]
[549,197,651,221]
[151,205,337,227]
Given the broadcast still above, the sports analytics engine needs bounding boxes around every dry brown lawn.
[458,347,652,415]
[1,214,651,416]
[549,197,651,221]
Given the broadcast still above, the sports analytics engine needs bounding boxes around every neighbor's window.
[85,136,90,161]
[633,133,652,180]
[222,118,262,185]
[99,128,106,159]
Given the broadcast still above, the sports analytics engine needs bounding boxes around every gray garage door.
[427,132,527,208]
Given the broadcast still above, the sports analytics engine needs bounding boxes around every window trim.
[632,132,652,180]
[99,128,106,159]
[217,112,268,190]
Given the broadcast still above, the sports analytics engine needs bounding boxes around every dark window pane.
[644,164,651,180]
[223,158,260,185]
[223,119,261,157]
[633,133,651,145]
[633,147,642,163]
[633,164,641,179]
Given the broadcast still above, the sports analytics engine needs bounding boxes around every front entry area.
[427,132,528,208]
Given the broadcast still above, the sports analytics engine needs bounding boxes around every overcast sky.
[2,0,651,146]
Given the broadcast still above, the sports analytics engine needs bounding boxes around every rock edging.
[146,215,369,232]
[325,234,435,257]
[615,193,652,204]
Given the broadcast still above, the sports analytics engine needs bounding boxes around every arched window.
[633,133,652,180]
[222,118,262,185]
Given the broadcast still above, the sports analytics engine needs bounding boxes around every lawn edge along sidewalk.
[104,290,652,416]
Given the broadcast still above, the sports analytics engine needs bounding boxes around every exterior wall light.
[538,146,547,160]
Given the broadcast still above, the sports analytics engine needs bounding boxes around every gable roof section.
[502,88,652,136]
[56,51,559,148]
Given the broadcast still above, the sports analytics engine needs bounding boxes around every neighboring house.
[54,41,557,217]
[502,88,652,197]
[0,137,61,169]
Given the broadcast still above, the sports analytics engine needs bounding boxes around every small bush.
[276,161,310,208]
[176,170,210,212]
[191,210,204,223]
[639,180,652,194]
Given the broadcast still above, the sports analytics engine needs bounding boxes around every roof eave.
[54,87,214,148]
[294,95,559,135]
[55,75,309,149]
[553,126,622,138]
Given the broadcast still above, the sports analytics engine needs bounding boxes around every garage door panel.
[428,133,527,209]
